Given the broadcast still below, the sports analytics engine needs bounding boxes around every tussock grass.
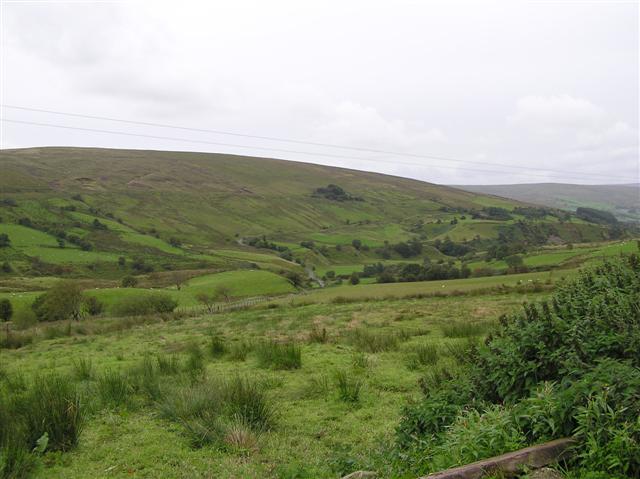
[184,343,205,379]
[348,328,399,353]
[334,370,363,403]
[158,377,273,449]
[72,358,94,381]
[156,354,181,375]
[96,370,132,408]
[406,343,442,370]
[208,335,226,358]
[308,325,329,344]
[441,322,490,338]
[228,341,253,362]
[256,341,301,370]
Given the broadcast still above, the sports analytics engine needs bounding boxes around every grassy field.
[0,289,547,478]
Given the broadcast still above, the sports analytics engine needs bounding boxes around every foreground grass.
[0,292,547,478]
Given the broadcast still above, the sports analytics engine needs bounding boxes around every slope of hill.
[453,183,640,222]
[0,147,619,278]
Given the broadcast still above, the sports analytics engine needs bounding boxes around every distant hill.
[0,147,620,278]
[453,183,640,222]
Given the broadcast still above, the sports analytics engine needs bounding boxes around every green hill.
[453,183,640,222]
[0,147,620,279]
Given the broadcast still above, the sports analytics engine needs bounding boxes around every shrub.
[32,281,84,322]
[121,275,138,288]
[83,296,104,316]
[256,341,301,370]
[112,293,178,317]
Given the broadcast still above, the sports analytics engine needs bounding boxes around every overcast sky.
[0,0,638,185]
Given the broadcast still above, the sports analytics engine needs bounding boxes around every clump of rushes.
[334,370,363,403]
[72,357,94,381]
[95,370,132,408]
[209,335,226,358]
[156,353,181,375]
[157,377,273,449]
[184,342,206,380]
[308,325,329,344]
[406,343,441,370]
[348,328,399,353]
[256,341,302,370]
[441,321,489,339]
[228,341,253,362]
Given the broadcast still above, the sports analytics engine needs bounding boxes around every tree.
[351,239,362,250]
[121,275,138,288]
[118,256,126,267]
[169,237,182,247]
[32,281,84,322]
[0,299,13,322]
[0,233,10,248]
[196,292,217,313]
[349,273,360,285]
[1,261,12,273]
[171,271,190,290]
[57,238,65,248]
[505,254,525,273]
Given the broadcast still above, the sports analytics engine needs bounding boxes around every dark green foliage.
[395,256,640,477]
[313,184,363,202]
[112,293,177,316]
[208,335,226,358]
[121,275,138,287]
[256,341,301,370]
[476,256,640,402]
[576,207,618,225]
[31,282,84,322]
[0,234,10,248]
[83,296,104,316]
[349,273,360,285]
[0,300,12,322]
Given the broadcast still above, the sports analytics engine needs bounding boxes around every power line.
[1,104,633,181]
[2,117,637,184]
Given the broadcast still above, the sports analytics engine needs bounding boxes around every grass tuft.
[256,341,302,370]
[334,370,363,403]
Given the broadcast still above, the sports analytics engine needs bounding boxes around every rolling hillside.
[0,147,619,278]
[454,183,640,222]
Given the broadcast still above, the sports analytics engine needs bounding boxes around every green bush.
[112,293,178,317]
[394,256,640,477]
